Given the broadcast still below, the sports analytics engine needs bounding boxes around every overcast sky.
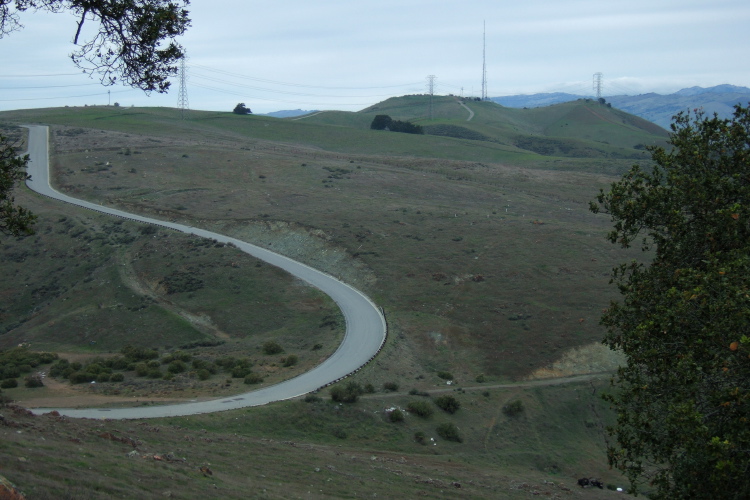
[1,0,749,114]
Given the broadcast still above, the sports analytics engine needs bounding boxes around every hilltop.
[0,98,662,497]
[492,84,750,128]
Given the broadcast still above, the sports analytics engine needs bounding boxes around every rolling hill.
[0,98,665,498]
[492,84,750,129]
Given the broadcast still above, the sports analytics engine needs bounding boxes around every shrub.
[436,371,453,381]
[282,355,298,367]
[503,399,525,417]
[168,360,186,374]
[243,373,263,384]
[304,393,321,403]
[24,375,44,388]
[389,409,405,423]
[96,373,110,383]
[407,400,434,418]
[434,395,461,414]
[408,388,430,397]
[364,383,375,394]
[330,382,363,403]
[146,368,162,379]
[414,431,427,445]
[262,341,283,355]
[475,374,486,383]
[383,382,399,392]
[69,372,94,384]
[134,363,149,377]
[109,373,125,382]
[1,378,18,389]
[436,422,463,442]
[231,363,252,378]
[197,369,211,381]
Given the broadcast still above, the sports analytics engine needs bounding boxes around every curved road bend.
[23,125,387,419]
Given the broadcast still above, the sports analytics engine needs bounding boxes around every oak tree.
[591,105,750,498]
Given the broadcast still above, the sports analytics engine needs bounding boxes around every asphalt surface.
[22,125,387,419]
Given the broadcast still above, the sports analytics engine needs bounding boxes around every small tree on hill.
[370,114,393,130]
[233,103,252,115]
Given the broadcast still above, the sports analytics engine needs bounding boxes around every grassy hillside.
[0,101,660,497]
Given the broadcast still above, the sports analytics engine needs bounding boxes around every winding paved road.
[23,125,387,419]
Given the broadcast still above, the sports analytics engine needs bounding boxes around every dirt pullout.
[524,342,625,380]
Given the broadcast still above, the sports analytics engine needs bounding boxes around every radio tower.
[593,72,603,100]
[481,21,488,101]
[177,55,189,120]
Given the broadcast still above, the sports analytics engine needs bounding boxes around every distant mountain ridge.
[262,109,318,118]
[491,85,750,129]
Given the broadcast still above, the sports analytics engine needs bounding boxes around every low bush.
[197,369,211,381]
[434,395,461,414]
[262,341,283,355]
[244,373,264,384]
[383,382,399,392]
[282,355,298,367]
[389,409,405,423]
[407,400,434,418]
[109,373,125,382]
[436,422,463,442]
[436,371,453,381]
[24,375,44,388]
[1,378,18,389]
[168,360,187,374]
[330,382,363,403]
[414,431,427,445]
[503,399,525,417]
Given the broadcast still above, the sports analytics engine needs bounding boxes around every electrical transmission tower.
[427,75,436,119]
[177,55,189,120]
[481,21,488,101]
[593,72,603,100]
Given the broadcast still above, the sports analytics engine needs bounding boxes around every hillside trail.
[456,97,475,121]
[361,372,610,402]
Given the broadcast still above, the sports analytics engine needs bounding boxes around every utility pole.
[427,74,436,120]
[481,21,488,101]
[177,55,189,120]
[593,72,603,100]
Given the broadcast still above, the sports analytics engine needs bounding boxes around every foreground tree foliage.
[0,0,190,236]
[0,1,190,92]
[0,135,34,235]
[591,105,750,498]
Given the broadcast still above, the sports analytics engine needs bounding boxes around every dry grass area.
[42,123,637,385]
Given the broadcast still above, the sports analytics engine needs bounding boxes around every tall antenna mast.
[177,55,189,119]
[481,21,488,101]
[593,72,603,100]
[427,75,436,119]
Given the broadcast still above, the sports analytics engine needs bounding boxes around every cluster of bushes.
[45,345,268,385]
[0,347,58,389]
[370,115,424,134]
[330,382,364,403]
